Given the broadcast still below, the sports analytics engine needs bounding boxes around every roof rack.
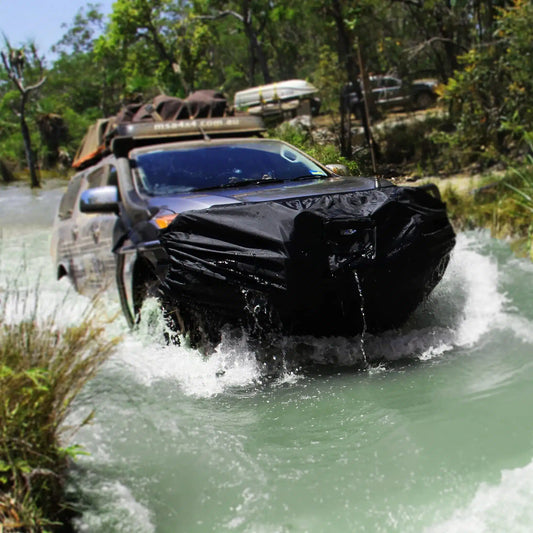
[116,115,265,140]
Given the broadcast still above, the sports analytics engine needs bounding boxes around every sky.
[0,0,114,59]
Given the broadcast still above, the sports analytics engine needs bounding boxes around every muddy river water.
[2,183,533,532]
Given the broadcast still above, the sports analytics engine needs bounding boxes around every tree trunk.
[242,5,271,84]
[244,23,271,84]
[328,0,376,166]
[20,96,40,188]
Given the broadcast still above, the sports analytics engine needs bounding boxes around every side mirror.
[326,163,350,177]
[80,186,119,214]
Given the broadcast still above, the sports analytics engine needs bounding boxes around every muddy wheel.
[415,91,435,110]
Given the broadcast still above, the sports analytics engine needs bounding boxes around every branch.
[197,10,244,23]
[406,36,469,59]
[26,76,47,93]
[1,45,46,95]
[1,51,24,93]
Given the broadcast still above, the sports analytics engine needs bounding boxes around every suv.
[51,112,454,348]
[343,75,438,116]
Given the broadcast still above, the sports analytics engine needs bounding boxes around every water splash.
[353,269,369,368]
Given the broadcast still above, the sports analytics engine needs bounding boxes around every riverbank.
[410,169,533,260]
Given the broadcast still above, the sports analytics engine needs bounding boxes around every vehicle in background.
[343,75,438,117]
[234,79,321,123]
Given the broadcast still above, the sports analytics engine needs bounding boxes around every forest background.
[0,0,532,187]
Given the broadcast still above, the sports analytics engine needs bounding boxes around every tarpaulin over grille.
[158,186,455,338]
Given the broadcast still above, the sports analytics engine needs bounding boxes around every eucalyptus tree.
[1,40,46,187]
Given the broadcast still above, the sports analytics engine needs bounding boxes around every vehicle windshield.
[131,140,329,195]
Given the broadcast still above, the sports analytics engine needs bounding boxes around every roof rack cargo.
[72,92,265,171]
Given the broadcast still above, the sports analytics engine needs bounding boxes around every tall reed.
[0,289,118,530]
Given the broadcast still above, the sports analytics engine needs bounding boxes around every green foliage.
[438,0,533,168]
[271,122,360,176]
[95,0,194,97]
[310,46,345,113]
[0,291,118,530]
[376,112,454,174]
[500,134,533,256]
[1,0,531,178]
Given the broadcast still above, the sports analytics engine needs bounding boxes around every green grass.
[441,163,533,258]
[0,292,118,530]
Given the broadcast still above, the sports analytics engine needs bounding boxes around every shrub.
[375,111,454,174]
[270,122,361,176]
[441,153,533,257]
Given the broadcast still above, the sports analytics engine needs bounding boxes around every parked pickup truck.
[343,75,438,116]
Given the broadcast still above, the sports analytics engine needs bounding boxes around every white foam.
[100,231,519,394]
[2,196,527,398]
[74,480,155,533]
[451,235,506,347]
[427,459,533,533]
[275,232,505,366]
[111,330,263,398]
[378,232,508,362]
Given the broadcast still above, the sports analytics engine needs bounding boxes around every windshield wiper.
[290,174,328,182]
[199,178,287,191]
[194,175,325,192]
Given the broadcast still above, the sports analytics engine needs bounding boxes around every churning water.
[2,183,533,532]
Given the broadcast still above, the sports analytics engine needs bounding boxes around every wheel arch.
[57,263,68,280]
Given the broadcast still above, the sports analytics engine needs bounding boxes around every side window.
[87,167,106,189]
[388,78,401,89]
[58,174,84,220]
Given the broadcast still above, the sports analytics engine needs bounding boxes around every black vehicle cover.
[158,185,455,339]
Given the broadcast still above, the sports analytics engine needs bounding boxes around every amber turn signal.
[154,214,178,229]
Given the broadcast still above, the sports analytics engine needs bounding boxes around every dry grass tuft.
[0,291,118,531]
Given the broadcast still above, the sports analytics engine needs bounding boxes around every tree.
[194,0,273,86]
[1,40,46,187]
[437,0,533,167]
[96,0,192,96]
[50,2,118,115]
[319,0,378,167]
